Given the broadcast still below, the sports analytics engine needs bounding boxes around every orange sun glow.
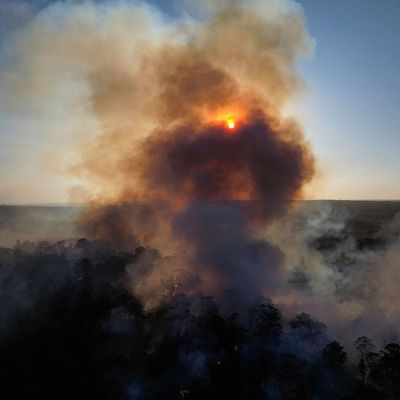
[227,120,236,129]
[216,114,238,130]
[206,109,244,131]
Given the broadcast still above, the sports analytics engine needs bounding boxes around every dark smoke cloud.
[172,203,284,306]
[142,113,313,214]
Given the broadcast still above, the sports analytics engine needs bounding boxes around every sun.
[209,110,242,131]
[227,120,236,129]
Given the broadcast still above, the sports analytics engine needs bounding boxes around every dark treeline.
[0,239,398,400]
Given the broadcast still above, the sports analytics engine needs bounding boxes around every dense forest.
[0,239,399,400]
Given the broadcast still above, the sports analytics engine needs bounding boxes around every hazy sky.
[0,0,399,203]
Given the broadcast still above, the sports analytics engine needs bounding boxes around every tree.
[323,341,347,369]
[354,336,376,384]
[249,302,283,340]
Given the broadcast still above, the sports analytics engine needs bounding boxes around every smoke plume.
[1,0,315,306]
[71,0,313,306]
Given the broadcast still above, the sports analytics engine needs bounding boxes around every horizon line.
[2,199,400,207]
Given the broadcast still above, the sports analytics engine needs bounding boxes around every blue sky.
[296,0,400,199]
[0,0,399,202]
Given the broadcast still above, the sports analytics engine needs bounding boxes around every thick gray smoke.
[265,201,400,348]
